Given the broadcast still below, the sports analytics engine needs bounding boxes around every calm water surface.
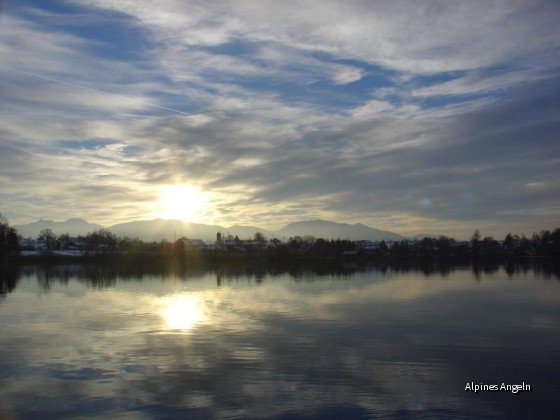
[0,263,559,419]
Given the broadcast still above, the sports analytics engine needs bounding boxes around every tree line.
[2,212,560,261]
[0,214,19,259]
[250,229,560,260]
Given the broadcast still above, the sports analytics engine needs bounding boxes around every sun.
[156,184,208,222]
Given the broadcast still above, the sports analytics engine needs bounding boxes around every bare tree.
[38,229,57,253]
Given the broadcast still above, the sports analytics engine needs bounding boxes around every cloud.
[74,0,560,74]
[411,69,553,98]
[0,0,559,235]
[351,100,395,118]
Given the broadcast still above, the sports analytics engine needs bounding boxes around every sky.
[1,0,559,238]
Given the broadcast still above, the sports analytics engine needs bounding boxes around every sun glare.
[156,185,208,222]
[163,294,203,330]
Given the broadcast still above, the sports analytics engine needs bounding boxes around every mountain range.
[15,218,406,242]
[15,218,103,239]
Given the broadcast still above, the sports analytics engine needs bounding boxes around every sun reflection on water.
[162,294,203,330]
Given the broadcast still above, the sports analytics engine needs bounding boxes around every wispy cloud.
[1,0,559,236]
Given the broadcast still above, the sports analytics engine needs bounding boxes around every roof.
[177,238,206,247]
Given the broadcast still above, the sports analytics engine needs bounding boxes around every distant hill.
[226,225,275,240]
[412,233,443,240]
[15,217,405,242]
[15,218,103,238]
[278,219,405,241]
[108,219,225,242]
[108,220,278,242]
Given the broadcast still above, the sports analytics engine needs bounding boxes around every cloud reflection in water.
[0,264,558,418]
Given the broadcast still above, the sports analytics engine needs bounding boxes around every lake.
[0,261,559,419]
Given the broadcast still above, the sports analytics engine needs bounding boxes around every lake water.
[0,262,559,419]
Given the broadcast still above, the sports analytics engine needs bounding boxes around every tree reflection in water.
[0,260,558,419]
[0,260,558,296]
